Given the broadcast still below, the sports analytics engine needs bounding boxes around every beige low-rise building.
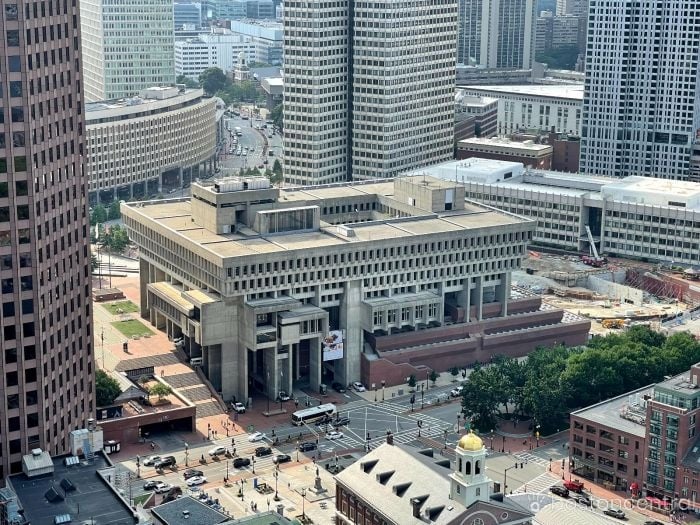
[121,175,589,403]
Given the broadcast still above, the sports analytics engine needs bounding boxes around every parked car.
[143,455,161,466]
[572,493,591,506]
[450,386,464,397]
[644,521,664,525]
[331,382,346,393]
[154,482,172,494]
[186,476,207,487]
[233,457,251,468]
[154,456,176,469]
[334,416,350,426]
[255,446,273,457]
[352,382,366,392]
[143,480,160,490]
[183,469,204,480]
[298,442,317,452]
[549,486,569,498]
[327,431,344,440]
[208,446,227,457]
[248,432,266,442]
[603,508,626,520]
[231,402,246,413]
[273,454,291,464]
[278,391,291,401]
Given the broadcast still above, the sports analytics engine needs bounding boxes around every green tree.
[429,370,439,386]
[535,45,580,69]
[450,366,459,380]
[107,200,121,221]
[148,383,173,401]
[407,374,417,388]
[199,67,229,95]
[461,366,500,430]
[91,253,99,272]
[270,103,283,131]
[102,224,130,253]
[176,74,200,89]
[91,204,108,226]
[95,370,122,407]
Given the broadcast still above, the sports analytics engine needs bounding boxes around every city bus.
[291,403,337,426]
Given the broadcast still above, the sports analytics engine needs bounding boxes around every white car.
[142,455,161,466]
[248,432,266,442]
[186,476,207,487]
[327,431,344,440]
[208,446,227,457]
[231,402,246,413]
[352,382,366,392]
[154,482,172,494]
[450,386,464,397]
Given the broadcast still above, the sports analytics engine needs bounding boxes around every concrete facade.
[416,158,700,266]
[80,0,176,102]
[0,0,94,477]
[459,84,583,136]
[122,175,588,405]
[86,87,218,204]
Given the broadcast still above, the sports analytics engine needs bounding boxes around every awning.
[645,496,671,507]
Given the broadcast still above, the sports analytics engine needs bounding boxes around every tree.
[102,224,130,253]
[407,374,417,388]
[450,366,459,380]
[107,200,121,221]
[95,370,121,407]
[270,103,283,131]
[148,383,173,401]
[461,366,500,431]
[199,67,228,95]
[429,370,439,386]
[176,74,199,89]
[91,253,99,272]
[91,204,107,226]
[535,45,580,70]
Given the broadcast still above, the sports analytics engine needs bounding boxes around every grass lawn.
[133,493,151,506]
[103,300,139,315]
[111,319,153,339]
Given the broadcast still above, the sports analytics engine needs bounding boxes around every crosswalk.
[513,472,560,494]
[514,451,551,468]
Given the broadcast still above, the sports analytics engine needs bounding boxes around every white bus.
[291,403,337,426]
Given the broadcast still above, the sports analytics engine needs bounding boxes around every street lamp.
[374,385,377,403]
[381,380,386,402]
[296,440,300,462]
[226,459,229,482]
[274,471,280,501]
[444,429,448,450]
[252,456,256,474]
[301,488,307,520]
[410,393,415,412]
[502,435,505,453]
[425,369,429,390]
[185,443,189,466]
[136,456,141,478]
[489,430,494,450]
[504,463,519,494]
[420,384,425,409]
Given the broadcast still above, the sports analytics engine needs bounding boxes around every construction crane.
[582,225,606,267]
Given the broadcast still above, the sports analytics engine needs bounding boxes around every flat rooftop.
[571,386,653,438]
[459,83,584,100]
[655,371,700,394]
[8,454,135,525]
[125,180,530,260]
[458,137,553,152]
[151,496,229,525]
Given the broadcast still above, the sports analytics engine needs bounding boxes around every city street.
[219,113,282,174]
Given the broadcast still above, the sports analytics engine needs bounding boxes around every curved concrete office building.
[86,87,218,204]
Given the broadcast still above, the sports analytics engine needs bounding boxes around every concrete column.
[222,301,245,402]
[206,344,222,392]
[264,347,278,401]
[497,272,510,317]
[471,276,483,321]
[294,344,300,381]
[339,279,362,384]
[458,277,471,323]
[139,259,150,318]
[308,335,322,393]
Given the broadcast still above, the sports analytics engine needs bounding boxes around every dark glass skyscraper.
[0,0,94,476]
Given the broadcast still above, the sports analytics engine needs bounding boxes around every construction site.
[516,249,700,337]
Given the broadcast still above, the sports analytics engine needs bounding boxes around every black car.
[255,446,273,457]
[549,486,570,498]
[298,442,317,452]
[572,493,591,506]
[274,454,291,464]
[334,416,350,426]
[143,480,159,490]
[331,382,346,393]
[183,469,204,480]
[233,457,251,468]
[154,456,176,469]
[644,521,664,525]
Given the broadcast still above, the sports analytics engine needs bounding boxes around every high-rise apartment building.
[283,0,456,185]
[579,0,700,179]
[80,0,176,102]
[457,0,536,69]
[0,0,94,476]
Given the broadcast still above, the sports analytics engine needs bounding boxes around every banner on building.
[322,330,344,361]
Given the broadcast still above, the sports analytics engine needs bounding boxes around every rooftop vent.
[425,505,445,521]
[376,470,395,485]
[393,482,412,497]
[361,459,378,473]
[31,448,43,457]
